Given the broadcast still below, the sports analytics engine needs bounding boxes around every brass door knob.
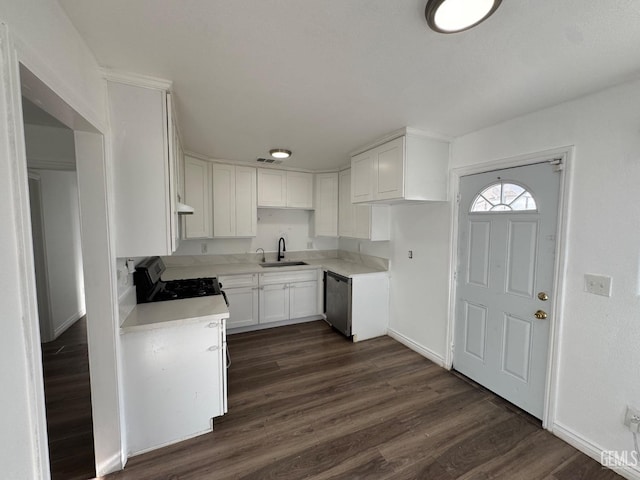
[534,310,548,320]
[538,292,549,301]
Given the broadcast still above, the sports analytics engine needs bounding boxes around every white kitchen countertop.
[161,258,387,281]
[121,295,229,332]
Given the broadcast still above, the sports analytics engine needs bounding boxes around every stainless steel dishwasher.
[324,271,352,337]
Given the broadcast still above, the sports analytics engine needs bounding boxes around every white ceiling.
[58,0,640,171]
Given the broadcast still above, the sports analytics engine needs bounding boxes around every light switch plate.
[584,274,612,297]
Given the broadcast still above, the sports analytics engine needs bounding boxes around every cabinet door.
[122,320,223,455]
[338,169,355,237]
[173,125,185,247]
[184,157,213,238]
[286,171,313,208]
[109,82,173,257]
[211,163,235,237]
[354,204,371,239]
[290,281,318,318]
[226,287,259,328]
[259,284,290,323]
[235,166,257,237]
[351,150,375,203]
[314,173,338,237]
[257,169,287,207]
[374,136,405,200]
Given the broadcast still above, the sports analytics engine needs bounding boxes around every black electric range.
[134,256,228,306]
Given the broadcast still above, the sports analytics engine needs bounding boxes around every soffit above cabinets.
[59,0,640,171]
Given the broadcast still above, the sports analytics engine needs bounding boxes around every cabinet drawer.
[218,273,258,288]
[259,269,318,285]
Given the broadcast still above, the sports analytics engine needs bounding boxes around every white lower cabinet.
[218,274,259,328]
[221,270,321,328]
[289,280,318,319]
[258,270,320,324]
[259,283,290,324]
[122,318,225,455]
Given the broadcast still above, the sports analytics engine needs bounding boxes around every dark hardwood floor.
[101,321,620,480]
[42,316,96,480]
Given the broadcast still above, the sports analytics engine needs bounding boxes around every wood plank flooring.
[101,321,620,480]
[42,316,96,480]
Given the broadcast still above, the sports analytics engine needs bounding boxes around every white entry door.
[454,161,561,419]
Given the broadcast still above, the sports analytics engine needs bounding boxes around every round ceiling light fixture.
[269,148,292,159]
[425,0,502,34]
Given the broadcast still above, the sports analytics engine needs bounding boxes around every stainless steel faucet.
[256,248,266,263]
[277,237,286,261]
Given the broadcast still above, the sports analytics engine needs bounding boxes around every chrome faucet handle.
[256,248,266,263]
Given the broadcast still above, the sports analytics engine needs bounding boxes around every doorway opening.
[24,98,95,479]
[16,61,124,477]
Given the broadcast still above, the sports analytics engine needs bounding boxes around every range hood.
[176,202,194,215]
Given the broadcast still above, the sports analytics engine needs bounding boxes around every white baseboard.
[53,309,85,338]
[387,328,446,367]
[227,315,323,335]
[553,421,640,480]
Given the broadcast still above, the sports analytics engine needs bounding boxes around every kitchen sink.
[260,261,308,268]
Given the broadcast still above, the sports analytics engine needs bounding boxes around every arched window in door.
[470,181,537,212]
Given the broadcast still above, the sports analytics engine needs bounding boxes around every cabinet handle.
[207,322,219,328]
[207,346,220,352]
[252,287,259,291]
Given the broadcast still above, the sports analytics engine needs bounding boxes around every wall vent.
[256,158,283,165]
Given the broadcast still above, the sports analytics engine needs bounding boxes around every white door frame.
[446,146,574,429]
[1,24,124,477]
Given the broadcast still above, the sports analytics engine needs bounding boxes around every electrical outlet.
[624,406,640,431]
[584,274,612,297]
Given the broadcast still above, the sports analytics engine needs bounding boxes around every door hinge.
[456,193,461,204]
[550,157,564,172]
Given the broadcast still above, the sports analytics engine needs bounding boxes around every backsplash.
[162,249,339,267]
[162,249,388,270]
[174,208,338,256]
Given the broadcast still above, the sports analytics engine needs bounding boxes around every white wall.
[175,208,338,256]
[338,237,390,259]
[387,203,451,364]
[24,124,76,169]
[391,78,640,470]
[452,78,640,467]
[38,170,86,338]
[0,1,108,478]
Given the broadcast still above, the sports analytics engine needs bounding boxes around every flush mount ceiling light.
[426,0,502,34]
[269,148,292,159]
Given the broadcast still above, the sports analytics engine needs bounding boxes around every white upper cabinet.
[339,169,389,241]
[351,129,449,204]
[257,169,313,209]
[184,156,212,239]
[212,164,257,238]
[286,171,313,209]
[108,79,180,257]
[257,169,286,207]
[351,149,375,203]
[338,169,355,238]
[311,172,338,237]
[234,166,258,237]
[211,163,235,238]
